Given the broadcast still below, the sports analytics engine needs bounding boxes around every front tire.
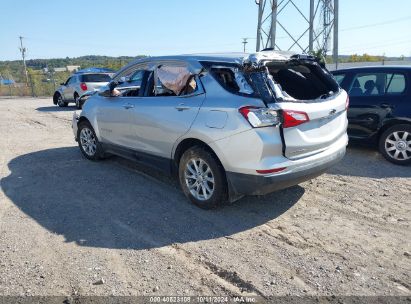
[379,124,411,165]
[56,93,68,107]
[178,146,227,209]
[77,122,104,161]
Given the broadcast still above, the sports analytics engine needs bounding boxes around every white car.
[53,68,114,109]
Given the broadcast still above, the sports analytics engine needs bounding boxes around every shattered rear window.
[202,62,260,99]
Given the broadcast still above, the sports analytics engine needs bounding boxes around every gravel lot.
[0,97,410,298]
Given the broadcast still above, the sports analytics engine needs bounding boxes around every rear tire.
[379,124,411,165]
[178,146,227,209]
[77,121,105,161]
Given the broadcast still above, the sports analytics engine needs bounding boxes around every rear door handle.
[122,103,134,109]
[175,103,190,111]
[380,103,392,109]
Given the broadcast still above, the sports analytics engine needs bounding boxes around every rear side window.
[202,62,255,98]
[386,73,406,94]
[349,72,406,96]
[81,74,111,82]
[212,67,254,95]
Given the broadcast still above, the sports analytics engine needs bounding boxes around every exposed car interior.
[266,63,339,100]
[208,62,339,101]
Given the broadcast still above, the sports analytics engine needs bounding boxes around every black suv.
[332,66,411,165]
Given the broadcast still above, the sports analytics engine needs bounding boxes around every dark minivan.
[332,66,411,165]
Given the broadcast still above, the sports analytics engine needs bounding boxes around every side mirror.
[99,82,118,97]
[119,76,131,83]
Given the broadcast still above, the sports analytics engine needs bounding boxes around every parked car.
[53,68,114,109]
[332,66,411,165]
[72,51,348,208]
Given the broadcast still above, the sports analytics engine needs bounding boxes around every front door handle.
[175,103,190,111]
[122,103,134,109]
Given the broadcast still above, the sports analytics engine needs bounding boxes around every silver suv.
[53,69,113,108]
[72,51,348,209]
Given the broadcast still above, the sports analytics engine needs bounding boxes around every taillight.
[80,82,88,91]
[345,95,350,110]
[282,110,309,128]
[239,106,280,128]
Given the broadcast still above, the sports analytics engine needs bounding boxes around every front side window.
[64,77,72,85]
[102,65,148,97]
[130,70,145,83]
[349,72,406,96]
[117,70,147,97]
[68,76,77,85]
[147,65,198,97]
[333,73,346,85]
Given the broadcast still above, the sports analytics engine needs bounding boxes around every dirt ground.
[0,97,410,298]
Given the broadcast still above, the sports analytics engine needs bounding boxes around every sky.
[0,0,410,61]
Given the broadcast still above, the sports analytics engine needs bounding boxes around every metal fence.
[327,60,411,71]
[0,70,70,98]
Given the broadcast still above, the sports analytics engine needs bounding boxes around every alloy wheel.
[385,131,411,161]
[184,158,215,201]
[57,95,64,107]
[79,127,97,156]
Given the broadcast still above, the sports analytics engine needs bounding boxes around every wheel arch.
[172,137,242,203]
[378,118,411,140]
[173,138,223,169]
[77,116,91,125]
[77,116,91,136]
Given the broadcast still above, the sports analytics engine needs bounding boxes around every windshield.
[81,74,111,82]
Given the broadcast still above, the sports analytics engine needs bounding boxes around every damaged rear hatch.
[242,52,348,160]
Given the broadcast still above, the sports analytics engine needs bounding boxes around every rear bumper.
[226,136,347,197]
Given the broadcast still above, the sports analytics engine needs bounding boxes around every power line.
[340,16,411,32]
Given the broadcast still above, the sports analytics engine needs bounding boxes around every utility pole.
[333,0,339,69]
[255,0,339,66]
[18,36,29,86]
[242,38,249,53]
